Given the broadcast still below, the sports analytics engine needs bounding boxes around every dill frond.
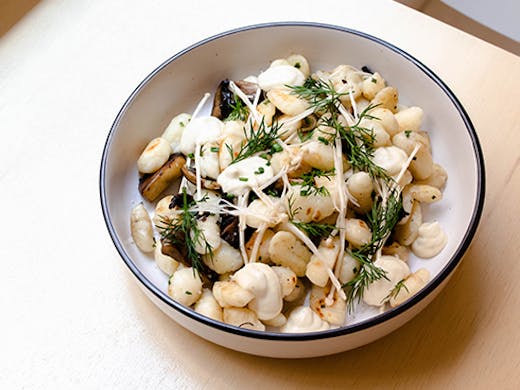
[225,94,249,121]
[230,119,283,164]
[157,188,212,276]
[383,278,409,303]
[288,77,351,113]
[324,105,391,181]
[291,221,335,241]
[292,168,335,197]
[342,191,403,311]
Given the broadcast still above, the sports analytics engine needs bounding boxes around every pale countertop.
[1,1,520,388]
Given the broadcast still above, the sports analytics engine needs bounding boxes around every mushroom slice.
[211,79,258,120]
[212,79,234,119]
[160,238,218,288]
[235,80,258,97]
[220,214,239,249]
[138,153,185,202]
[181,165,221,191]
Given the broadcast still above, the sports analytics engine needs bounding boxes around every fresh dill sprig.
[288,77,349,113]
[383,278,409,303]
[225,94,249,121]
[291,221,335,241]
[325,105,390,181]
[342,191,403,311]
[291,78,388,181]
[286,193,302,220]
[366,190,403,252]
[228,119,283,164]
[343,251,388,312]
[157,188,211,276]
[292,168,335,196]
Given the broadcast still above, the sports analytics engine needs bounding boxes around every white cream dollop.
[280,306,330,333]
[179,116,223,155]
[372,146,408,176]
[363,256,410,307]
[232,263,283,321]
[411,222,448,258]
[217,156,274,196]
[258,65,306,92]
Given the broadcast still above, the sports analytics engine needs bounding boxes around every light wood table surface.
[1,1,519,388]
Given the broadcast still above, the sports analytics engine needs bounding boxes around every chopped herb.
[265,188,279,197]
[210,146,219,153]
[254,167,265,175]
[270,143,283,154]
[404,130,412,138]
[185,291,192,295]
[187,153,195,159]
[371,78,377,84]
[239,177,248,182]
[294,62,301,69]
[224,193,235,201]
[317,136,330,145]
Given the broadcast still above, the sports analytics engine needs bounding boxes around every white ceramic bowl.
[100,22,485,358]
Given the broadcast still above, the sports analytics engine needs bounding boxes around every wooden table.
[1,1,519,388]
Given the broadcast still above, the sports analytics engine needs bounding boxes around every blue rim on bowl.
[100,21,485,341]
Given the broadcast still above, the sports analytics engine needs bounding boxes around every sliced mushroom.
[220,214,239,248]
[180,165,221,190]
[161,237,218,288]
[212,79,234,119]
[138,153,185,202]
[211,79,259,120]
[235,80,258,96]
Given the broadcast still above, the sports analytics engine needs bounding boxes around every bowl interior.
[101,23,483,336]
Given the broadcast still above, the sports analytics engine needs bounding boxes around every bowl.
[100,22,485,358]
